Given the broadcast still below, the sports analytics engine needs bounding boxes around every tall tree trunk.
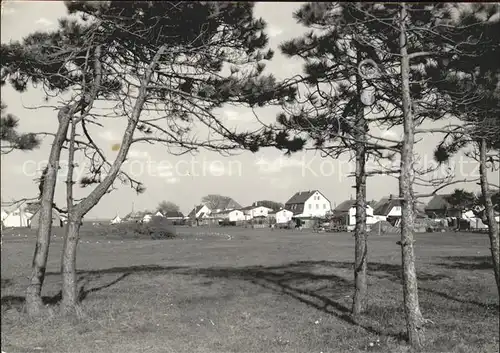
[58,45,167,313]
[399,3,424,348]
[60,218,81,313]
[25,109,71,317]
[478,138,500,295]
[60,119,78,313]
[352,45,368,317]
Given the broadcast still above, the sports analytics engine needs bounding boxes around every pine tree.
[0,101,40,153]
[432,3,500,296]
[267,2,405,318]
[2,1,300,314]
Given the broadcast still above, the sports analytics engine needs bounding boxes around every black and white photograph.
[1,2,499,352]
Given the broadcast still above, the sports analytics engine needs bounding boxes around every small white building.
[372,197,402,222]
[332,200,376,231]
[240,205,274,220]
[110,214,122,224]
[270,209,294,224]
[227,209,245,222]
[250,206,273,218]
[154,211,164,217]
[142,214,153,223]
[3,207,30,227]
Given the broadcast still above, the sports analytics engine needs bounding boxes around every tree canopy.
[0,101,40,154]
[157,201,180,215]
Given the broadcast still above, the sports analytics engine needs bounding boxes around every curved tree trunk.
[58,45,167,313]
[399,3,424,348]
[25,110,71,317]
[352,45,368,317]
[478,138,500,295]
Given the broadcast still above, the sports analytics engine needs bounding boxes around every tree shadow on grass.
[190,263,407,341]
[298,260,497,310]
[287,260,450,282]
[5,259,491,339]
[1,272,132,311]
[436,255,493,271]
[4,262,408,340]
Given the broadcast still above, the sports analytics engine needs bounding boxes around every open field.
[1,227,499,353]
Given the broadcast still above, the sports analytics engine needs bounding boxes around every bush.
[88,217,176,240]
[139,216,176,239]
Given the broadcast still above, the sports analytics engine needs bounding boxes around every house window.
[323,204,326,209]
[316,204,319,209]
[309,204,312,209]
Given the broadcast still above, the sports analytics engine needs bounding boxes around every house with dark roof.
[372,196,402,223]
[284,190,331,219]
[164,211,184,220]
[331,199,376,231]
[424,194,461,218]
[187,204,211,219]
[210,198,241,213]
[163,211,185,225]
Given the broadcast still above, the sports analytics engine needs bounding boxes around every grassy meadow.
[1,226,499,353]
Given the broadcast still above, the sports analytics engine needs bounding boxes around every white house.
[270,209,294,224]
[154,211,164,217]
[250,206,273,218]
[240,205,274,220]
[372,197,402,222]
[142,214,153,223]
[1,209,7,222]
[3,207,30,227]
[284,190,332,218]
[332,200,376,231]
[213,209,245,222]
[187,204,211,219]
[227,209,245,222]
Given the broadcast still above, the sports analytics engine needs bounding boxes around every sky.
[1,1,498,219]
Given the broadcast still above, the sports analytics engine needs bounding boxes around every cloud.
[255,156,305,174]
[35,17,54,27]
[267,26,284,38]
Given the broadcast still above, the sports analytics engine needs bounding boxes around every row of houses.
[110,210,186,225]
[187,190,499,230]
[1,202,64,229]
[185,190,403,229]
[3,191,498,230]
